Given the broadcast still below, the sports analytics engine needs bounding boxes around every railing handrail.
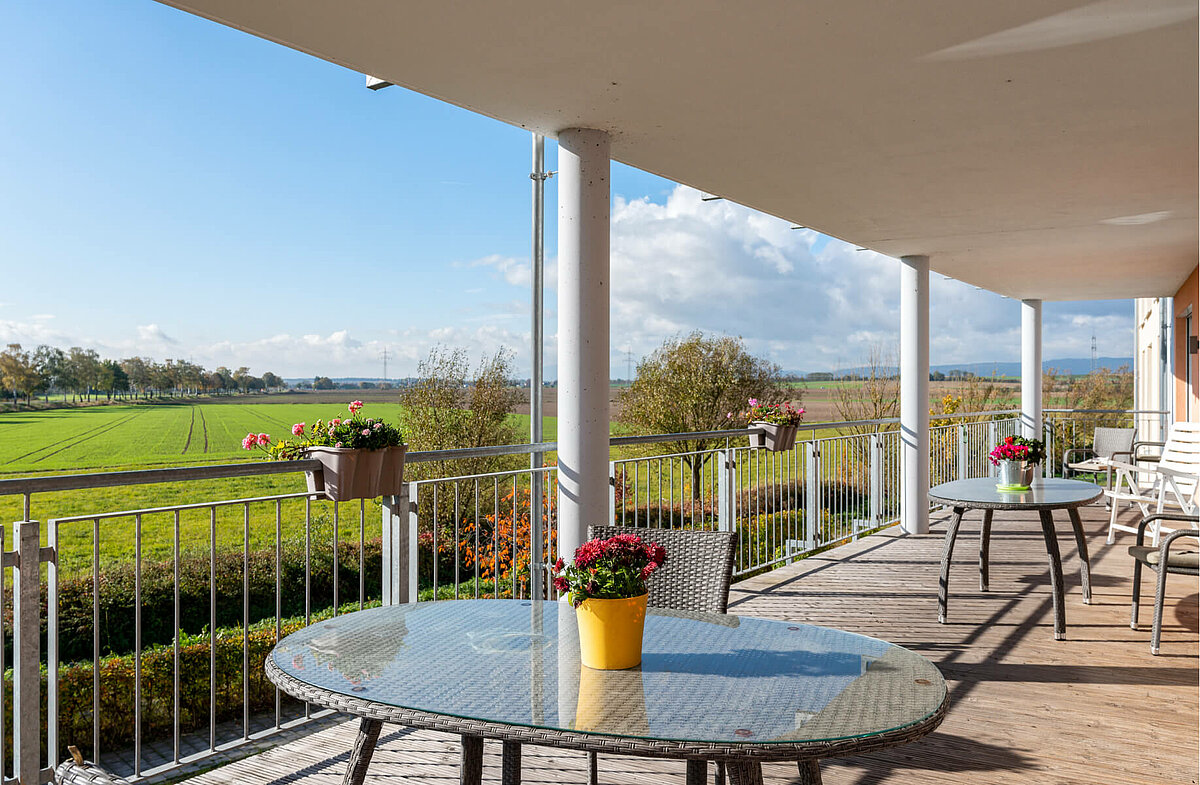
[1044,408,1168,415]
[0,410,1031,498]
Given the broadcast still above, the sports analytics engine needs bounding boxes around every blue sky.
[0,2,1134,379]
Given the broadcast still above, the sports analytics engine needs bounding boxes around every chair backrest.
[587,525,737,614]
[1093,427,1135,459]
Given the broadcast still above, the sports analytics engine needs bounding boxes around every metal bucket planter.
[305,445,407,501]
[996,459,1036,490]
[749,422,798,452]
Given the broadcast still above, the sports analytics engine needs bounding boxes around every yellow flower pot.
[575,594,648,670]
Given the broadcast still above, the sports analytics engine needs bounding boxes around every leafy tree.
[213,367,235,393]
[120,357,151,398]
[617,332,788,499]
[33,345,66,400]
[313,376,335,390]
[176,360,204,394]
[402,346,523,463]
[261,372,283,391]
[0,344,40,406]
[401,346,524,522]
[98,360,129,400]
[66,347,101,401]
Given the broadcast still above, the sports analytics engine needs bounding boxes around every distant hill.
[789,357,1133,379]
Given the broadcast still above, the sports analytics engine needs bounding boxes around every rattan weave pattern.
[54,759,133,785]
[265,656,947,763]
[587,526,737,613]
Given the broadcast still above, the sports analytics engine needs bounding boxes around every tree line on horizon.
[0,342,284,407]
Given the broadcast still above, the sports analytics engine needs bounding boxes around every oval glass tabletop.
[928,477,1102,509]
[269,599,945,746]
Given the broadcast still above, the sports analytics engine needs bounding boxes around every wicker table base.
[338,720,835,785]
[938,506,1093,639]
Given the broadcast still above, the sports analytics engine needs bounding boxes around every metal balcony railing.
[0,409,1167,783]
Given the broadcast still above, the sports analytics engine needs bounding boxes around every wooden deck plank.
[182,503,1198,785]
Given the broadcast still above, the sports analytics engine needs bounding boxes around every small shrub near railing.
[2,539,383,663]
[5,604,371,768]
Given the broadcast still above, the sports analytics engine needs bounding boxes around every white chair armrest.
[1157,465,1198,481]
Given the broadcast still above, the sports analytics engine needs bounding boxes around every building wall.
[1133,297,1167,441]
[1173,265,1199,422]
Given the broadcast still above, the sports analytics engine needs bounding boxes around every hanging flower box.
[242,400,407,502]
[304,444,408,502]
[750,422,799,452]
[744,398,805,452]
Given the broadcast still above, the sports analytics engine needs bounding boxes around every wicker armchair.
[588,525,738,613]
[1129,513,1200,655]
[1062,426,1134,484]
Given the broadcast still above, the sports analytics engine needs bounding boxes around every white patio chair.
[1105,422,1200,545]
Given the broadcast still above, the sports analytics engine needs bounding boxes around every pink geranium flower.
[349,400,364,414]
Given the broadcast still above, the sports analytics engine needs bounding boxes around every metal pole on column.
[556,128,611,562]
[900,255,930,535]
[1021,299,1043,439]
[530,133,548,599]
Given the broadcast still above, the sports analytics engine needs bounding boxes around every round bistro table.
[266,599,948,785]
[929,477,1103,640]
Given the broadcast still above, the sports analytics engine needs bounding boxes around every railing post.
[381,483,418,605]
[957,424,968,480]
[1044,419,1053,478]
[608,461,617,526]
[805,440,820,550]
[717,449,735,533]
[987,421,998,478]
[869,434,883,531]
[12,519,43,785]
[529,470,544,601]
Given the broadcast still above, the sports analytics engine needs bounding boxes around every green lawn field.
[0,401,561,473]
[0,400,562,574]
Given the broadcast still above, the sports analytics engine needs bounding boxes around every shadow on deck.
[186,503,1198,785]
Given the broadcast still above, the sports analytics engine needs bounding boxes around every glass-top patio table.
[929,477,1103,641]
[266,599,948,785]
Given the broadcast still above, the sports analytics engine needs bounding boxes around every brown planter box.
[304,445,407,501]
[749,422,798,452]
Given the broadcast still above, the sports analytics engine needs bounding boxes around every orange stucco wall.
[1174,265,1199,421]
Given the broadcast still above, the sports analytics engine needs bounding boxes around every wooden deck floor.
[188,504,1199,785]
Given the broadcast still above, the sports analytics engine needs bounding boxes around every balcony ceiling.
[160,0,1198,301]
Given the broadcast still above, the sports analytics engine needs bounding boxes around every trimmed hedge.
[4,610,330,764]
[1,538,383,664]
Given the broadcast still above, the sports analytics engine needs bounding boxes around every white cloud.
[137,323,178,345]
[592,185,1132,372]
[192,326,531,378]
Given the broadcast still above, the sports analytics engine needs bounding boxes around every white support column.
[900,255,930,534]
[1021,299,1043,439]
[556,128,611,563]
